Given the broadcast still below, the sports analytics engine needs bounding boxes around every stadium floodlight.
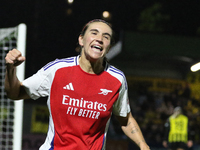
[102,11,110,19]
[190,62,200,72]
[102,11,112,21]
[67,0,74,4]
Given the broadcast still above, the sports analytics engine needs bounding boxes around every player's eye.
[104,35,110,40]
[91,32,97,35]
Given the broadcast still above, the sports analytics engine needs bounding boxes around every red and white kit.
[22,56,130,150]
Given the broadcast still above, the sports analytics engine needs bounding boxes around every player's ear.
[78,35,83,47]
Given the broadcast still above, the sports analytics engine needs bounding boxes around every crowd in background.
[108,82,200,147]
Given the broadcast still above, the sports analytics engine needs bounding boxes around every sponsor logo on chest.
[61,82,113,119]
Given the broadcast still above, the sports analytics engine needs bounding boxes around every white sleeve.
[22,57,78,100]
[22,67,52,100]
[112,78,131,117]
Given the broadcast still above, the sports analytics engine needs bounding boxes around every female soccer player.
[5,19,150,150]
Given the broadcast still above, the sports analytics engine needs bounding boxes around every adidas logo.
[63,82,74,91]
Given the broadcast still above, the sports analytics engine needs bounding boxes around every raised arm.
[4,49,30,100]
[116,112,150,150]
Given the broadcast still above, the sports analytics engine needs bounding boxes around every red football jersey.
[22,56,130,150]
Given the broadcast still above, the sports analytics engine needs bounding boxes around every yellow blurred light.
[66,8,72,16]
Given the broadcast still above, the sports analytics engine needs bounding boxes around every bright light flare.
[67,0,74,4]
[102,11,110,19]
[191,62,200,72]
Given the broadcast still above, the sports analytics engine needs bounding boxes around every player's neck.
[79,56,104,74]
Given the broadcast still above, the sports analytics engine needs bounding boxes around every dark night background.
[1,0,200,76]
[1,1,200,149]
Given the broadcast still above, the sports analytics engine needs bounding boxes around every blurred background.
[1,0,200,149]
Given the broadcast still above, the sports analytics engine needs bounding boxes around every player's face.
[79,22,112,62]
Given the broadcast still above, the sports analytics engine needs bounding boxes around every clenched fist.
[5,49,25,67]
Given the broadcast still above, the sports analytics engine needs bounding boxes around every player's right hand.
[5,49,26,67]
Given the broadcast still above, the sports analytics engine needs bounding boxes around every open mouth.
[91,45,103,51]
